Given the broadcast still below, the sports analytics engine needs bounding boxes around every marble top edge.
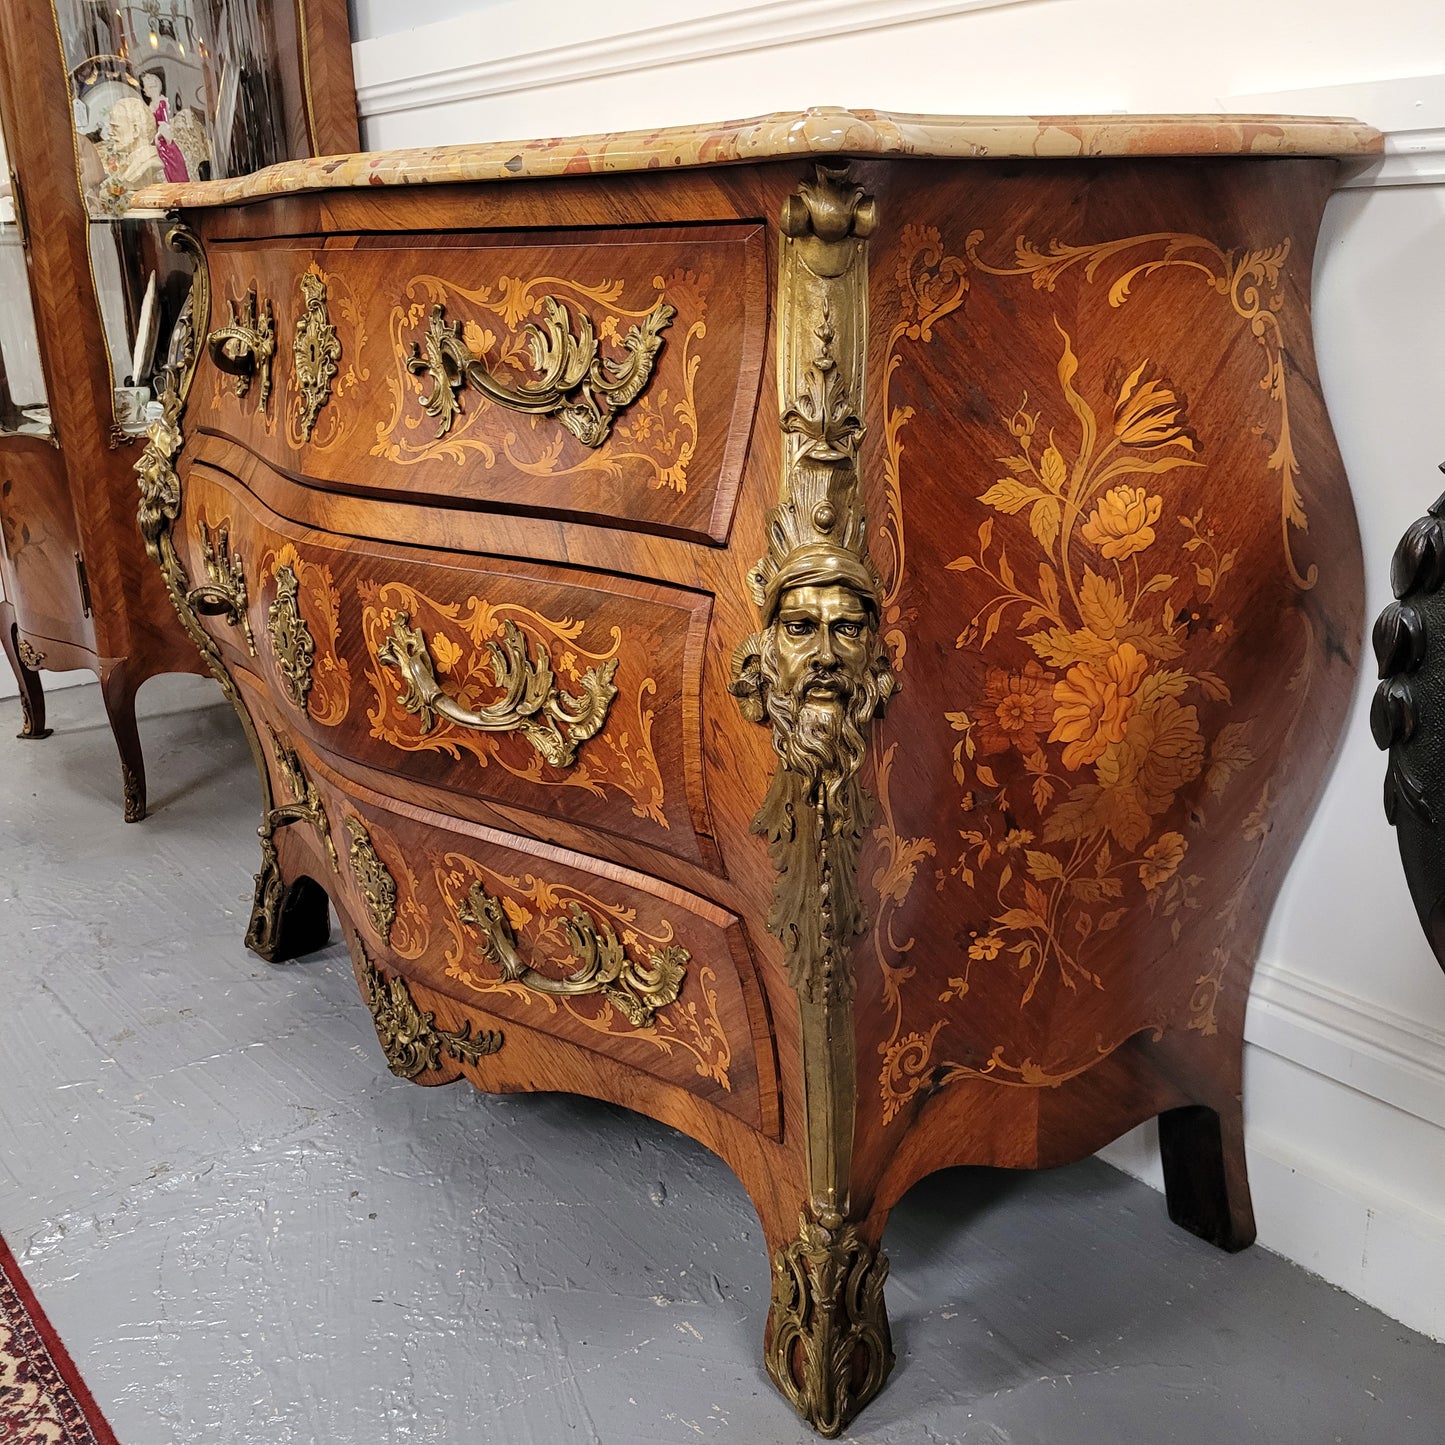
[133,106,1383,210]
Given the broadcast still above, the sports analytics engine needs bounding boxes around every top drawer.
[200,224,766,546]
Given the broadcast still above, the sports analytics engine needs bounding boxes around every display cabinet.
[0,0,357,818]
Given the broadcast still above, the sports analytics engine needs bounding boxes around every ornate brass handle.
[376,610,618,770]
[406,296,674,446]
[185,521,256,655]
[457,880,687,1028]
[208,285,275,409]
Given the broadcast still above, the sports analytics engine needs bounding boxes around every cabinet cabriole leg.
[100,659,146,821]
[245,834,331,963]
[2,607,50,740]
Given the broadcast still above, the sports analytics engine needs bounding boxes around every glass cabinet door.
[0,112,52,438]
[53,1,319,432]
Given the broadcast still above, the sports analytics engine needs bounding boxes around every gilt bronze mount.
[188,521,256,655]
[358,944,503,1079]
[346,814,398,942]
[294,269,341,441]
[208,285,276,409]
[457,879,688,1028]
[377,610,618,770]
[406,295,674,446]
[267,563,316,712]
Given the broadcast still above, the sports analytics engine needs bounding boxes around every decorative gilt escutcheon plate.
[294,268,341,441]
[268,563,316,712]
[346,815,398,942]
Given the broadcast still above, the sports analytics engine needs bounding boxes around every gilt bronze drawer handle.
[186,521,256,655]
[208,285,276,410]
[405,295,675,447]
[457,880,687,1028]
[377,610,618,770]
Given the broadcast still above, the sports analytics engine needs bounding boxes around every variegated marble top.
[134,106,1381,210]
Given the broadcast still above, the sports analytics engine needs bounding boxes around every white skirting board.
[1101,954,1445,1343]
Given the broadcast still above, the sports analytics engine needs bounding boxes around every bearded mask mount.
[729,163,896,1006]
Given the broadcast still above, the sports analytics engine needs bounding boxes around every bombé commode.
[133,107,1379,1434]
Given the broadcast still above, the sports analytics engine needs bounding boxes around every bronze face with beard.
[732,545,896,805]
[762,582,893,815]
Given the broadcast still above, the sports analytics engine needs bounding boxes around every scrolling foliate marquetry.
[373,271,706,494]
[360,579,665,827]
[377,609,617,770]
[294,267,341,442]
[456,879,686,1028]
[728,164,895,1437]
[436,853,733,1090]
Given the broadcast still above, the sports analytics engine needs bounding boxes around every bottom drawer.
[244,676,777,1136]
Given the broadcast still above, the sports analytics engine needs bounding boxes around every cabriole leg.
[100,659,146,822]
[2,606,50,740]
[245,832,331,963]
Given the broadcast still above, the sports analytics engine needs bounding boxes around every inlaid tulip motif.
[943,325,1253,1003]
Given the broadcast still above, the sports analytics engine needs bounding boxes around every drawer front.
[180,467,718,867]
[200,225,765,545]
[242,675,774,1133]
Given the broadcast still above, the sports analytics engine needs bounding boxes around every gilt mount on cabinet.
[133,107,1380,1436]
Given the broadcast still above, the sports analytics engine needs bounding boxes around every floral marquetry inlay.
[867,222,1304,1122]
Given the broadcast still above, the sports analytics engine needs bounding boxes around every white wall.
[347,0,1445,1340]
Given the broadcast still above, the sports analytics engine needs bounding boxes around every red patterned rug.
[0,1233,120,1444]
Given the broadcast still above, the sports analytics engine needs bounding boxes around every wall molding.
[1335,129,1445,189]
[352,0,1035,120]
[1247,958,1445,1127]
[1228,74,1445,189]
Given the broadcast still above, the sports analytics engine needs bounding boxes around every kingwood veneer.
[135,108,1378,1434]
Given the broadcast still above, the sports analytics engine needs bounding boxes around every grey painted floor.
[1,676,1442,1445]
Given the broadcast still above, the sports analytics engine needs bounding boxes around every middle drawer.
[180,463,718,868]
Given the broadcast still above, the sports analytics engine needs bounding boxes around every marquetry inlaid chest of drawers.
[133,108,1379,1434]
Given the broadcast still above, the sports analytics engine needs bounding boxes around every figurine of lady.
[139,68,188,183]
